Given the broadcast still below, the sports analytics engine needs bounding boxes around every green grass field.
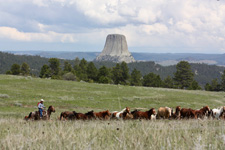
[0,75,225,149]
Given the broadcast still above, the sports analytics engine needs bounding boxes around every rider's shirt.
[38,103,44,109]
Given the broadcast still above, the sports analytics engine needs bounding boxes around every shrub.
[62,72,76,81]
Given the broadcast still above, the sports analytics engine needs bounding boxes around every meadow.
[0,75,225,149]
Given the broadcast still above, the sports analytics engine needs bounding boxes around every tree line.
[6,57,225,91]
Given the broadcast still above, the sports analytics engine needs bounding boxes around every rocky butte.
[95,34,135,63]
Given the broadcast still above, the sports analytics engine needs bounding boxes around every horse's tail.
[60,112,63,120]
[27,112,32,119]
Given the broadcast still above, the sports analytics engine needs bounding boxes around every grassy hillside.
[1,75,225,149]
[0,75,224,118]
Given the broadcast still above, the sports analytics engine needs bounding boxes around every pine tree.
[87,62,98,81]
[120,61,130,85]
[221,70,225,91]
[204,83,211,91]
[97,66,111,83]
[78,58,88,81]
[21,62,30,76]
[130,68,142,86]
[39,65,50,78]
[10,64,21,75]
[163,76,174,88]
[49,58,60,76]
[174,61,194,89]
[210,79,221,91]
[143,72,162,87]
[112,63,123,84]
[188,80,201,90]
[63,61,73,73]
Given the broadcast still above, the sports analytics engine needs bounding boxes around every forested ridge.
[0,51,224,86]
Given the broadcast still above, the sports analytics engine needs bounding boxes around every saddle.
[36,110,47,119]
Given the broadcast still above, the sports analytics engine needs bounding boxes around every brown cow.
[132,108,156,120]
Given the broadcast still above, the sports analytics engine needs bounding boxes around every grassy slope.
[0,75,224,118]
[0,75,225,149]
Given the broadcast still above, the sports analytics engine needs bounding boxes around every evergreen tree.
[210,79,221,91]
[221,70,225,91]
[74,57,80,67]
[143,72,162,87]
[97,66,111,83]
[112,63,123,84]
[188,80,201,90]
[120,61,130,85]
[63,61,73,73]
[78,58,88,81]
[39,65,50,78]
[21,62,30,76]
[130,68,142,86]
[87,62,98,81]
[204,83,211,91]
[174,61,194,89]
[49,58,60,76]
[10,64,21,75]
[162,76,174,88]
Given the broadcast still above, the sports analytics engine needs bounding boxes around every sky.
[0,0,225,53]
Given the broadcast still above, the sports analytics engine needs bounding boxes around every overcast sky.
[0,0,225,53]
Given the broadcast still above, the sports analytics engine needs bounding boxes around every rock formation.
[95,34,135,63]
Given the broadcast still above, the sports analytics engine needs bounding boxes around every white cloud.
[0,27,77,43]
[0,0,225,53]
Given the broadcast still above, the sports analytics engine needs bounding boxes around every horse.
[195,106,210,119]
[171,106,181,119]
[122,111,134,120]
[180,108,197,119]
[157,107,172,119]
[211,106,225,119]
[63,110,95,120]
[132,108,156,120]
[111,107,131,119]
[94,110,111,120]
[26,106,55,120]
[60,111,74,120]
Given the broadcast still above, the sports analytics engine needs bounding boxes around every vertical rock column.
[95,34,135,63]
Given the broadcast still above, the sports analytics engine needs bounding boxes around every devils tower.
[95,34,135,63]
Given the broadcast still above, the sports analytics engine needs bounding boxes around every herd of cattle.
[24,105,225,121]
[59,106,225,121]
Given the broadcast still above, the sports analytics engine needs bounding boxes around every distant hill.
[6,51,225,66]
[0,51,224,86]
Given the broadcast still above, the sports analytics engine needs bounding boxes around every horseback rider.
[38,99,45,118]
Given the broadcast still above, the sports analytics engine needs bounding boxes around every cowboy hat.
[40,99,44,102]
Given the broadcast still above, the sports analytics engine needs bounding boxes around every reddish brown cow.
[94,110,111,120]
[132,108,156,120]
